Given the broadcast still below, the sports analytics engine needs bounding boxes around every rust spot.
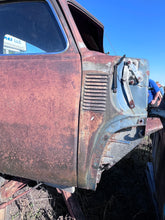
[0,49,81,187]
[129,100,135,109]
[146,70,150,76]
[145,117,163,135]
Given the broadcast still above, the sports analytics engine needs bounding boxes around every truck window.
[68,3,104,53]
[0,1,67,55]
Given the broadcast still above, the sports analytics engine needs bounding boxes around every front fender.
[78,53,149,190]
[86,116,146,190]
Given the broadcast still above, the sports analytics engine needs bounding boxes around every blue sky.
[77,0,165,86]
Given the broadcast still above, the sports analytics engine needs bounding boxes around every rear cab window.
[0,0,68,55]
[68,2,104,53]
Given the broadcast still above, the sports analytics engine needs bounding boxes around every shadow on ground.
[76,145,157,220]
[0,144,156,220]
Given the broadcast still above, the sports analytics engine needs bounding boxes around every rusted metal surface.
[60,189,85,220]
[93,125,146,187]
[129,100,135,109]
[0,178,28,220]
[0,178,83,218]
[0,0,150,191]
[0,50,81,186]
[77,55,116,189]
[0,180,26,201]
[145,117,163,136]
[0,178,6,220]
[0,182,42,210]
[78,52,149,189]
[0,16,81,187]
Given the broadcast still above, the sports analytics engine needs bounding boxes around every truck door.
[0,0,81,187]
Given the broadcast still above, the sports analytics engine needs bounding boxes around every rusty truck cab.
[0,0,149,190]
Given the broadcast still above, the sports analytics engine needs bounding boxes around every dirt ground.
[0,140,157,220]
[76,143,156,220]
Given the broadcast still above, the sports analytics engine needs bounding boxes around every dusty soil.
[76,143,156,220]
[0,140,157,220]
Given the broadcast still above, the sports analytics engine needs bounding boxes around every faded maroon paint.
[58,0,122,189]
[78,53,119,189]
[58,0,116,189]
[0,47,81,186]
[54,0,149,190]
[78,111,104,186]
[0,180,26,201]
[58,0,85,47]
[0,0,149,191]
[145,117,163,136]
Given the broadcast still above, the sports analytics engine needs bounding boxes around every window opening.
[0,1,67,55]
[68,3,104,52]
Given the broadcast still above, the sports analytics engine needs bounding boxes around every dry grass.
[76,139,156,220]
[1,139,156,220]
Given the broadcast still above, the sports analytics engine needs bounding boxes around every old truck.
[0,0,149,192]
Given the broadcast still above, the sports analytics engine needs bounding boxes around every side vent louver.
[83,73,108,112]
